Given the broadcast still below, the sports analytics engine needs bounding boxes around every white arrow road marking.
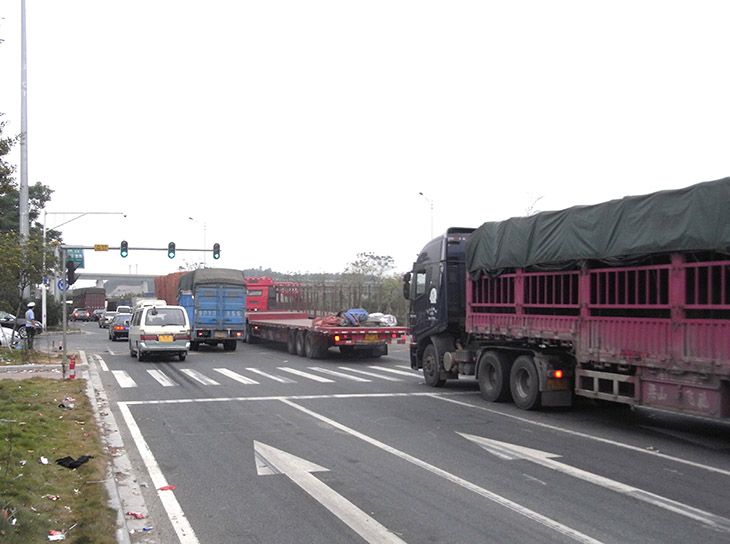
[254,441,407,544]
[460,433,730,533]
[282,400,605,544]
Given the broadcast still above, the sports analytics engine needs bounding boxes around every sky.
[1,1,729,287]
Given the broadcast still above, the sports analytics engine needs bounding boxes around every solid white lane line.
[281,399,605,544]
[118,403,200,544]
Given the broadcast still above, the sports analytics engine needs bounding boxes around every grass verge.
[0,377,116,543]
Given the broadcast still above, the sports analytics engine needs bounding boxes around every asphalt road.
[55,322,730,544]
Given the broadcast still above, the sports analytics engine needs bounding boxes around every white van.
[128,305,190,361]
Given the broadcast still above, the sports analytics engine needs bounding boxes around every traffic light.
[167,242,176,259]
[213,242,220,259]
[66,260,78,286]
[120,240,128,258]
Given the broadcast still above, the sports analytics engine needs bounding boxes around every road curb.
[83,352,160,544]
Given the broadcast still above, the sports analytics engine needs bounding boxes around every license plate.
[547,378,569,391]
[214,332,227,338]
[159,335,173,342]
[365,334,379,342]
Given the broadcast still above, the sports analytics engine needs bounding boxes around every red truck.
[244,280,408,359]
[405,177,730,419]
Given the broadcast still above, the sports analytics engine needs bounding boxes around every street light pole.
[419,192,434,239]
[42,211,125,329]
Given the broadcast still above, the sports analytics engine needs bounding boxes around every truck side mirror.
[402,273,411,300]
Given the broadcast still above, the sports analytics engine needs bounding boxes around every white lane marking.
[118,403,199,544]
[462,434,730,533]
[180,368,220,386]
[281,399,604,544]
[245,367,296,383]
[255,442,407,544]
[339,367,402,382]
[395,365,413,371]
[368,365,418,377]
[308,367,371,382]
[97,357,109,372]
[429,395,730,478]
[279,367,335,383]
[214,368,260,385]
[111,370,137,388]
[147,369,178,387]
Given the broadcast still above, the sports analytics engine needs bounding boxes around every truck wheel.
[179,351,187,361]
[224,340,237,351]
[247,324,260,344]
[478,351,512,402]
[510,355,541,410]
[423,344,445,387]
[287,330,297,354]
[295,330,306,357]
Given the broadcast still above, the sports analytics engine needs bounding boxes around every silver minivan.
[128,305,190,361]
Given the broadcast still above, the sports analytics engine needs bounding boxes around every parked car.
[91,309,105,321]
[108,313,132,341]
[99,311,117,328]
[71,308,92,322]
[0,310,43,339]
[128,305,190,361]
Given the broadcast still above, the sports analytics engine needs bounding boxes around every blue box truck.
[176,268,247,351]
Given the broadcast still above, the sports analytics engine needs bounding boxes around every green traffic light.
[121,240,128,258]
[213,242,220,259]
[168,242,176,258]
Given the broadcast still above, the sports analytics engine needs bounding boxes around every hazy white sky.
[1,1,728,284]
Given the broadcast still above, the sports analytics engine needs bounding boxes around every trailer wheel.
[510,355,541,410]
[223,340,237,351]
[287,330,297,354]
[295,330,306,357]
[478,350,512,402]
[178,351,187,361]
[423,344,445,387]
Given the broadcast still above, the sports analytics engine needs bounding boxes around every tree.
[0,113,57,313]
[343,252,396,313]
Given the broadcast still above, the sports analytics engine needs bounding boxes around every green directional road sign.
[67,248,85,269]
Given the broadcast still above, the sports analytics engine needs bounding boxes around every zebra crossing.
[105,362,418,389]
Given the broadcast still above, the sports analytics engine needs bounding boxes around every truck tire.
[223,340,237,351]
[423,344,445,387]
[287,330,297,354]
[179,351,187,361]
[305,333,328,359]
[510,354,541,410]
[295,330,306,357]
[478,351,512,402]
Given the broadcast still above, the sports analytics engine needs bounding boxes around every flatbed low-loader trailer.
[405,177,730,419]
[244,310,408,359]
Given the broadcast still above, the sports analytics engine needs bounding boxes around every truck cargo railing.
[467,253,730,372]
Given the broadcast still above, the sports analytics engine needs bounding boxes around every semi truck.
[155,268,247,351]
[71,287,106,313]
[404,177,730,419]
[243,281,408,358]
[244,310,408,359]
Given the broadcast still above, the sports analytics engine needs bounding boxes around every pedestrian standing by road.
[25,302,36,349]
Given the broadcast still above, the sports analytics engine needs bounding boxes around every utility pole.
[19,0,29,239]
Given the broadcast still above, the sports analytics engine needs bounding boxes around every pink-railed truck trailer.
[404,177,730,418]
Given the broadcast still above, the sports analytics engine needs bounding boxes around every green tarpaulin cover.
[177,268,246,290]
[467,177,730,278]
